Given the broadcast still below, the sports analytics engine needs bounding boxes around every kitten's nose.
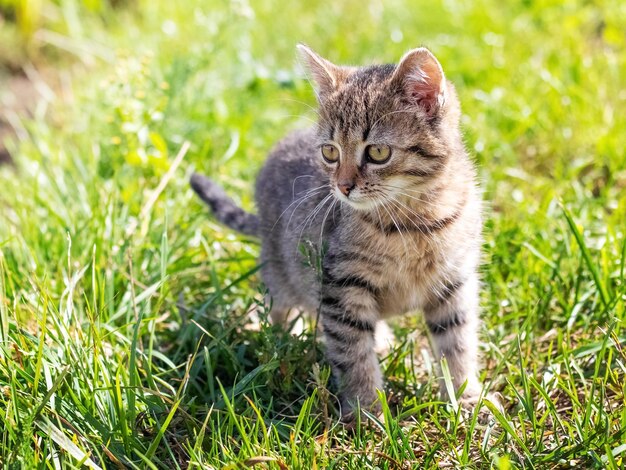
[337,180,356,197]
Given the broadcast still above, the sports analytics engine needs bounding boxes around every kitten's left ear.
[391,48,446,117]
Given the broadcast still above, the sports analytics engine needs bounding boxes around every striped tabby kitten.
[191,45,490,419]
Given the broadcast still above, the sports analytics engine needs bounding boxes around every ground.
[0,0,625,468]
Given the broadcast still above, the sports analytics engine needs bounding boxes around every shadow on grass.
[165,292,332,441]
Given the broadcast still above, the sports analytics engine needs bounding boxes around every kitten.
[191,45,492,420]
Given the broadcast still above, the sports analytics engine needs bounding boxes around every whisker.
[292,174,317,198]
[378,189,442,254]
[272,186,328,231]
[384,195,444,252]
[294,193,333,235]
[386,196,428,235]
[280,114,319,126]
[274,185,326,221]
[377,195,412,258]
[295,194,334,253]
[276,97,321,116]
[332,200,340,225]
[383,189,435,218]
[284,188,329,231]
[385,196,438,255]
[379,183,425,194]
[319,198,338,252]
[378,184,444,210]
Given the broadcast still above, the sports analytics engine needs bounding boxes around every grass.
[0,0,625,468]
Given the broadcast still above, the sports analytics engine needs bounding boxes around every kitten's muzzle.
[337,179,356,197]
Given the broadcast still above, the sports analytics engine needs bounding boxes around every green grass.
[1,0,625,468]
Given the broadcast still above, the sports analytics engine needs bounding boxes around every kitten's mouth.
[334,189,381,211]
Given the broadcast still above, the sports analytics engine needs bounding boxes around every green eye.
[366,144,391,163]
[321,144,340,163]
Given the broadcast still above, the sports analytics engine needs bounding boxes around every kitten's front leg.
[423,273,483,405]
[320,277,382,420]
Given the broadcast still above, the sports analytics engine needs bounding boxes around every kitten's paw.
[459,391,503,424]
[374,321,395,356]
[340,399,383,428]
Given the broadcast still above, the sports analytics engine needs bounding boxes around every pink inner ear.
[395,49,445,117]
[407,64,443,115]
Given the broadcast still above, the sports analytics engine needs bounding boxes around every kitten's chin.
[335,193,382,211]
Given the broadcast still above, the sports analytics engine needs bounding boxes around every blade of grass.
[561,205,610,306]
[145,399,181,460]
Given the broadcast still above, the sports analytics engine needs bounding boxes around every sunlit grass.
[0,0,625,468]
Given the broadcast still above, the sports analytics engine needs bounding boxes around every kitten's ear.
[297,44,345,98]
[392,48,446,117]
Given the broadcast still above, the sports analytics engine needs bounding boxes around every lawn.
[0,0,625,468]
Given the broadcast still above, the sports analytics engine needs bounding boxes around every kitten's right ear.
[297,44,344,99]
[391,47,446,118]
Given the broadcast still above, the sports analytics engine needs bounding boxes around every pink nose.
[338,180,356,197]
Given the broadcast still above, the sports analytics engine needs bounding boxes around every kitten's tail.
[190,172,260,237]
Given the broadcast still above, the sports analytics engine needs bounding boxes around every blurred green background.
[0,0,625,468]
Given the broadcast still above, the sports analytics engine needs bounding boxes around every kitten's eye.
[321,144,340,163]
[366,144,391,163]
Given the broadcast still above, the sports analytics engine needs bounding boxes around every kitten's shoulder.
[267,128,318,163]
[256,127,323,200]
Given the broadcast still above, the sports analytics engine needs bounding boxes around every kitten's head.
[298,44,462,211]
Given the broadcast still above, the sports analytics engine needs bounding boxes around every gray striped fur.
[190,173,260,237]
[192,45,493,419]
